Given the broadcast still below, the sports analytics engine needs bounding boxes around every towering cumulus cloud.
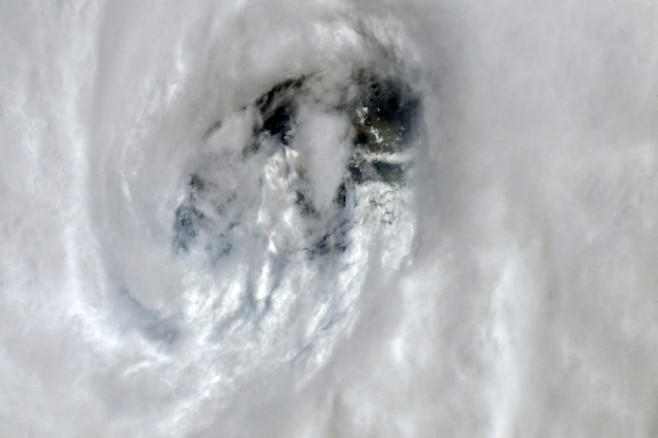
[0,1,657,436]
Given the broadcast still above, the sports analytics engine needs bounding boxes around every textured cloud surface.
[0,1,657,436]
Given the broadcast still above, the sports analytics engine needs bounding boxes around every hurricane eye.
[173,70,421,260]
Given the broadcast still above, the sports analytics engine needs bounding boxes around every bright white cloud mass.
[0,1,657,436]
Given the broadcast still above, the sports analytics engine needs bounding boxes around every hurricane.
[1,1,657,437]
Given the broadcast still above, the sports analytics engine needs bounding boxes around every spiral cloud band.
[1,1,657,436]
